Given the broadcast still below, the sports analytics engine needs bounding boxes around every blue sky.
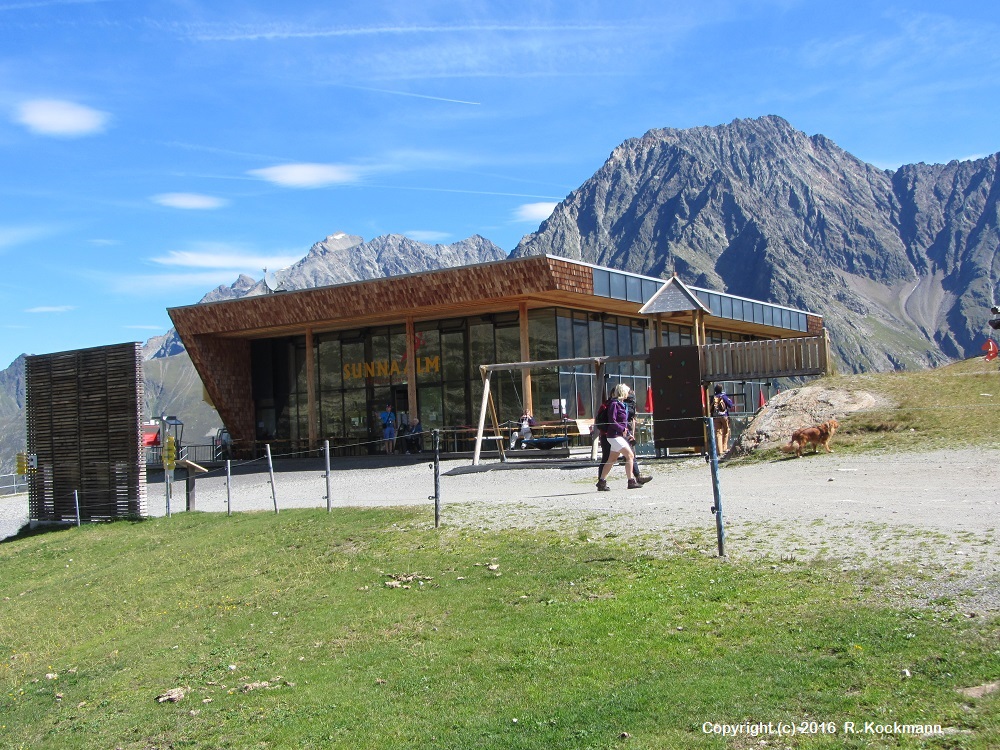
[2,0,999,368]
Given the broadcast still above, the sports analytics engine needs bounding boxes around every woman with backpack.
[596,384,651,491]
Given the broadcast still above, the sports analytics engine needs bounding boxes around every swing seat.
[521,437,568,450]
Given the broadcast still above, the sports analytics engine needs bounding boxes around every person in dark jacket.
[596,384,651,491]
[711,385,737,455]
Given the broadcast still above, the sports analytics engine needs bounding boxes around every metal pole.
[324,439,332,512]
[226,459,232,517]
[73,489,81,527]
[705,416,726,557]
[433,430,441,528]
[265,444,278,514]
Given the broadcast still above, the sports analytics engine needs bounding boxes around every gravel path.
[3,447,998,612]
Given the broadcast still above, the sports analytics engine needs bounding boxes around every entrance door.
[392,384,410,426]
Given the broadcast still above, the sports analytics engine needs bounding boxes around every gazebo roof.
[638,275,710,315]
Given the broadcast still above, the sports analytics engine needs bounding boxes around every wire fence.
[10,402,999,556]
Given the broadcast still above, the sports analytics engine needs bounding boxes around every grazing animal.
[781,419,839,457]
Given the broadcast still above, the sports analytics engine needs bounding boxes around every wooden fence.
[700,332,831,383]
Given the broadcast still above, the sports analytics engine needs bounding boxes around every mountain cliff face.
[512,115,1000,372]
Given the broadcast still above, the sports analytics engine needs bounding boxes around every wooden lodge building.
[167,254,825,455]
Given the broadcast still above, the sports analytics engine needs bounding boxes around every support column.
[518,302,533,414]
[305,327,318,450]
[405,317,419,419]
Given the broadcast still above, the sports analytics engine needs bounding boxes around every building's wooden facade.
[168,255,824,454]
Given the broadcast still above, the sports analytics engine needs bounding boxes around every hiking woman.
[596,384,649,491]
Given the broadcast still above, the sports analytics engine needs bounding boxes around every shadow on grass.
[1,515,148,545]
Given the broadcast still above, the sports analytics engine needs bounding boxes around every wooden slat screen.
[701,333,830,382]
[26,343,146,522]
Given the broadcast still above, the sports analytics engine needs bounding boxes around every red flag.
[577,391,586,417]
[645,387,654,413]
[758,389,766,408]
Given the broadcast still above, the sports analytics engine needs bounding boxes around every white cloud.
[405,230,451,243]
[248,163,363,188]
[14,99,110,137]
[0,224,56,250]
[151,245,300,270]
[25,305,76,313]
[152,193,229,210]
[514,202,558,222]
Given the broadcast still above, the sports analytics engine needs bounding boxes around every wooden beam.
[519,302,533,415]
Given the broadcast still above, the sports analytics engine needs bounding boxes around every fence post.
[226,459,232,517]
[432,430,441,528]
[705,416,726,557]
[265,444,279,514]
[324,440,332,512]
[73,489,81,527]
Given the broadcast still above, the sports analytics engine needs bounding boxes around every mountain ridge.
[512,115,999,372]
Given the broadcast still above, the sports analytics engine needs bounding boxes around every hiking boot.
[636,475,653,485]
[627,478,642,489]
[596,479,610,492]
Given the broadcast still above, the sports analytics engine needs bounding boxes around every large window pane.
[343,389,368,439]
[320,391,344,438]
[318,337,342,390]
[415,328,441,384]
[528,308,557,361]
[556,310,573,360]
[441,331,465,381]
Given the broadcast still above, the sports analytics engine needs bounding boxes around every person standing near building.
[597,384,649,491]
[379,403,397,454]
[711,385,737,456]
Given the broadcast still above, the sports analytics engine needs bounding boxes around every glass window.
[469,321,495,378]
[340,340,365,386]
[390,330,407,383]
[753,303,764,324]
[415,328,441,385]
[593,269,610,297]
[318,337,342,390]
[528,308,557,361]
[572,317,589,359]
[610,273,627,300]
[556,310,573,360]
[441,330,465,382]
[721,296,733,319]
[343,389,367,438]
[495,324,520,365]
[763,306,774,327]
[443,382,467,427]
[320,391,344,438]
[618,322,632,373]
[417,385,443,429]
[710,294,722,317]
[626,275,642,302]
[781,309,791,329]
[641,278,660,303]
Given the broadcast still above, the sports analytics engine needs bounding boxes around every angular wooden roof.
[638,276,710,315]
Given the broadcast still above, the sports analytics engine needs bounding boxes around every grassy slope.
[1,509,998,749]
[737,357,1000,464]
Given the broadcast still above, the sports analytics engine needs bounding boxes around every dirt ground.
[4,445,998,613]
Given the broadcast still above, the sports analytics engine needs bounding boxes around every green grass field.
[1,507,998,749]
[3,360,1000,748]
